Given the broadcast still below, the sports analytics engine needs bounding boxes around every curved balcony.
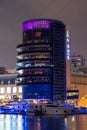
[17,77,51,85]
[16,66,52,72]
[17,49,50,56]
[16,42,50,50]
[17,58,51,63]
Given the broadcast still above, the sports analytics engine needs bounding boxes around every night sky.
[0,0,87,69]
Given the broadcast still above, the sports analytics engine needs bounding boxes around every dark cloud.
[0,0,87,68]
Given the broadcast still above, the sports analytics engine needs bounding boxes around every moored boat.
[41,104,72,115]
[72,107,83,114]
[0,100,28,114]
[26,103,72,116]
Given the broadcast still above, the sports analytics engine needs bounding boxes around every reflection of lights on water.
[0,121,4,127]
[64,118,67,126]
[37,117,40,121]
[6,127,11,130]
[54,115,58,119]
[6,115,10,119]
[11,122,16,127]
[12,115,16,119]
[72,116,75,122]
[0,115,5,128]
[0,114,4,118]
[18,122,22,128]
[17,115,23,130]
[17,115,22,121]
[37,122,40,129]
[0,114,24,130]
[6,121,11,127]
[6,127,12,130]
[37,117,41,130]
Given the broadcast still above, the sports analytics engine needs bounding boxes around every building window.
[0,87,5,94]
[0,95,4,99]
[13,87,17,93]
[8,80,10,84]
[18,87,22,93]
[1,81,4,85]
[7,95,11,100]
[7,87,11,93]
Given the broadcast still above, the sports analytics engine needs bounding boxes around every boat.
[27,103,44,115]
[0,100,29,114]
[41,104,72,115]
[72,107,83,114]
[80,107,87,114]
[26,103,72,116]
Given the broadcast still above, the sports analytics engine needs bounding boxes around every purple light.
[23,20,50,31]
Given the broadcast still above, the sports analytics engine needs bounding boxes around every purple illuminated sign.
[23,20,50,31]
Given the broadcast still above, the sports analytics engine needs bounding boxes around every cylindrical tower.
[16,19,66,102]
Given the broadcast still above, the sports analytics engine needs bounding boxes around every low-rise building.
[0,68,22,100]
[70,72,87,99]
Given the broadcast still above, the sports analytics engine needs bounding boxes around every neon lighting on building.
[23,20,50,31]
[66,30,70,60]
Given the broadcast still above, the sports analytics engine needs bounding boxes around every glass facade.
[16,19,66,102]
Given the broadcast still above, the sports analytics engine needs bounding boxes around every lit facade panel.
[71,55,85,69]
[16,19,66,102]
[67,90,79,99]
[23,20,50,31]
[23,84,52,99]
[0,74,22,100]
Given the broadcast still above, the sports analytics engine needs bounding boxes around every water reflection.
[0,114,87,130]
[0,114,24,130]
[64,115,87,130]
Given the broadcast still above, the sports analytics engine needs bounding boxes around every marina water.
[0,114,87,130]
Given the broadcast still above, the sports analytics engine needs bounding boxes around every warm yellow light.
[33,99,38,104]
[78,95,87,107]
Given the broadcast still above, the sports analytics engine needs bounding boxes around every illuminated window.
[27,40,32,43]
[0,95,4,99]
[8,80,10,84]
[66,37,70,42]
[0,88,5,94]
[67,49,70,53]
[66,44,70,49]
[1,81,3,85]
[24,56,28,60]
[19,94,22,99]
[34,32,41,36]
[7,87,11,93]
[18,87,22,93]
[67,55,70,60]
[13,87,17,93]
[34,40,39,43]
[18,70,23,74]
[7,95,11,100]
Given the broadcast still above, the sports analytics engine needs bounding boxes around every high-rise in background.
[16,19,66,102]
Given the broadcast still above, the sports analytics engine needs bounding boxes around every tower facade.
[16,19,66,102]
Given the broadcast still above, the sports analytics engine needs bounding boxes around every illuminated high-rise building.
[16,19,66,102]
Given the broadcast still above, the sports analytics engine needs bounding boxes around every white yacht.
[27,103,72,115]
[41,104,72,115]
